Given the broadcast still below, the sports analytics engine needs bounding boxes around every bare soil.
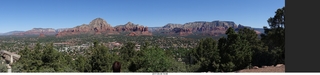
[236,65,285,73]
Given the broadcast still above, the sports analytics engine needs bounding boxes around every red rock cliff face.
[55,18,261,37]
[152,21,263,36]
[56,18,119,37]
[39,33,46,38]
[170,28,193,36]
[113,22,152,36]
[141,27,152,36]
[153,21,237,36]
[56,18,152,37]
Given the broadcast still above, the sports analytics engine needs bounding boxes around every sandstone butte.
[55,18,152,37]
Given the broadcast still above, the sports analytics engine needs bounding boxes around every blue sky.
[0,0,284,33]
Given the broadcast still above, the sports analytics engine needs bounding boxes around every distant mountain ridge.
[1,18,265,37]
[55,18,152,37]
[0,31,25,35]
[152,21,263,36]
[148,27,162,32]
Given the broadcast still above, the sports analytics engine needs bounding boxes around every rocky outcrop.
[55,18,152,37]
[56,18,118,37]
[114,22,146,32]
[128,32,137,36]
[154,21,239,36]
[172,28,193,36]
[114,22,152,36]
[153,21,263,36]
[88,18,114,32]
[39,33,46,38]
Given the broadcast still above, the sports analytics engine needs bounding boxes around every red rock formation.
[53,18,265,37]
[153,21,267,36]
[55,18,153,37]
[178,28,192,36]
[143,26,148,31]
[128,32,137,36]
[39,33,46,38]
[114,22,152,36]
[169,28,193,36]
[56,18,118,37]
[55,34,61,38]
[154,21,239,36]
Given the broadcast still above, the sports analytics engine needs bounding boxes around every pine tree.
[261,6,285,64]
[218,27,252,72]
[190,38,220,72]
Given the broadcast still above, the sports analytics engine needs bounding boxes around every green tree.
[135,46,173,72]
[190,38,220,72]
[33,43,44,71]
[261,6,285,64]
[119,42,137,71]
[75,55,91,72]
[218,27,252,72]
[16,43,44,72]
[41,43,59,72]
[89,41,117,72]
[237,27,268,67]
[126,41,154,72]
[14,46,32,72]
[0,63,7,72]
[36,43,75,72]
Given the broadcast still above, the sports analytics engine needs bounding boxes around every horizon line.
[0,18,267,33]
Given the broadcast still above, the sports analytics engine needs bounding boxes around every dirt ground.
[236,65,285,73]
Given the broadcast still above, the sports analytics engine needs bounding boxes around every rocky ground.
[237,64,285,73]
[203,64,285,73]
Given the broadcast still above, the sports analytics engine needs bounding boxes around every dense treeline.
[0,7,284,72]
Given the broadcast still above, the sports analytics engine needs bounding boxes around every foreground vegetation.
[0,7,284,72]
